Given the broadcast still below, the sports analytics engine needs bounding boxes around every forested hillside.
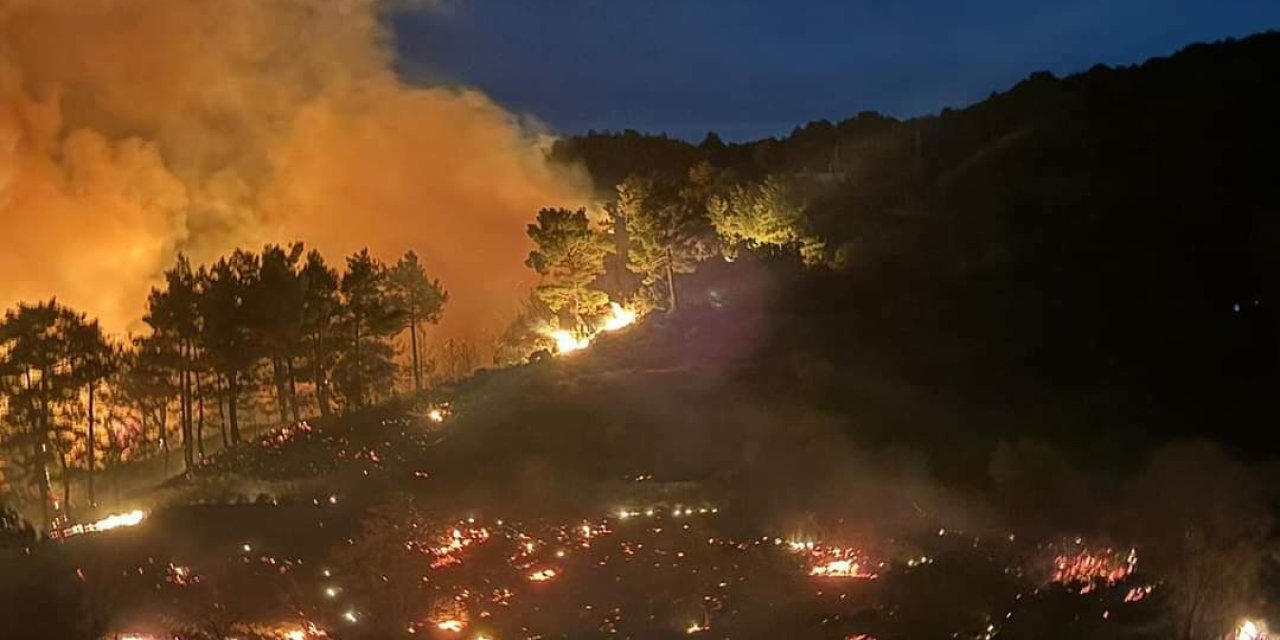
[551,31,1280,451]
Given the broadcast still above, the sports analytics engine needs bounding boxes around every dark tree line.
[549,31,1280,449]
[0,245,445,529]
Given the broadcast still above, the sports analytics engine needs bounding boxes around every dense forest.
[551,30,1280,453]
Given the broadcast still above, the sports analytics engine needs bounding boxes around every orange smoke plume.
[0,0,589,346]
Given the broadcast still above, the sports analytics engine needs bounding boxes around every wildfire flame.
[1238,619,1268,640]
[600,302,637,332]
[436,620,465,632]
[51,509,146,539]
[546,302,639,355]
[1049,545,1137,594]
[550,330,591,354]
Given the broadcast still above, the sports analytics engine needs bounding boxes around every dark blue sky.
[392,1,1280,141]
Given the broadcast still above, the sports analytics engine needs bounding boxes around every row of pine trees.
[0,244,445,529]
[501,164,826,363]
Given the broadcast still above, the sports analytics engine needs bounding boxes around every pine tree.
[390,251,447,393]
[299,250,343,417]
[335,250,402,411]
[616,175,713,312]
[144,255,202,470]
[525,208,614,330]
[198,250,261,446]
[250,243,306,424]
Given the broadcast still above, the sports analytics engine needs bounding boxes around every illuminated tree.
[707,175,826,264]
[617,174,713,311]
[119,335,180,473]
[198,250,262,446]
[63,316,116,508]
[299,250,343,417]
[525,207,614,329]
[0,300,89,528]
[145,255,202,469]
[391,251,447,393]
[493,294,556,366]
[335,249,403,410]
[250,243,306,424]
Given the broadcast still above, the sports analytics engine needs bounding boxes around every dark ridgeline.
[552,31,1280,455]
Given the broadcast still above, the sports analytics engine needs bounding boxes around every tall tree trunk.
[57,449,72,522]
[180,347,194,471]
[409,313,421,393]
[31,368,52,531]
[87,381,96,507]
[353,320,363,410]
[271,358,287,424]
[228,374,241,445]
[216,377,229,448]
[664,251,678,312]
[195,371,206,461]
[313,341,332,417]
[286,358,301,422]
[158,407,170,478]
[31,409,51,533]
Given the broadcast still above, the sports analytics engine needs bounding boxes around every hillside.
[552,31,1280,451]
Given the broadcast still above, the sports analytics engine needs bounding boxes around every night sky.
[393,0,1280,141]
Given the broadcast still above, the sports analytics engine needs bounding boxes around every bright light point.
[550,330,590,354]
[601,302,637,332]
[428,408,445,423]
[284,630,306,640]
[324,586,338,598]
[686,622,708,634]
[343,610,358,623]
[1237,619,1268,640]
[527,568,559,582]
[437,620,464,632]
[242,543,252,553]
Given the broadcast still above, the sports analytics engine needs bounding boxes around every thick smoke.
[0,0,589,343]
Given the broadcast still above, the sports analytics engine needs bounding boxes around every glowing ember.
[436,619,465,632]
[165,563,200,586]
[788,542,880,579]
[600,302,637,332]
[1049,544,1137,593]
[527,567,560,582]
[1238,619,1269,640]
[686,621,709,634]
[428,408,446,423]
[51,509,146,539]
[810,558,875,578]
